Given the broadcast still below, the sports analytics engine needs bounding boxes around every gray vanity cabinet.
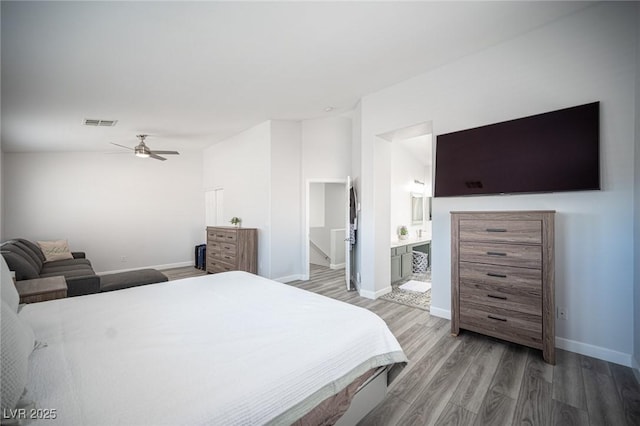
[390,245,413,283]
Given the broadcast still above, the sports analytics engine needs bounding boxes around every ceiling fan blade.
[149,153,167,161]
[150,150,180,155]
[110,142,134,150]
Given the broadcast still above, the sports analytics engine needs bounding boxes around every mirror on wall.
[411,193,424,224]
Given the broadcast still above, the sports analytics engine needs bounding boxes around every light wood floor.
[164,265,640,425]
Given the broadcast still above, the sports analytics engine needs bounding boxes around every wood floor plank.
[473,388,517,426]
[434,402,477,426]
[397,336,483,426]
[609,362,640,426]
[580,353,612,376]
[549,400,589,426]
[488,342,528,399]
[512,373,552,425]
[524,347,554,384]
[450,337,505,414]
[389,331,460,403]
[357,394,411,426]
[551,349,586,410]
[582,365,627,426]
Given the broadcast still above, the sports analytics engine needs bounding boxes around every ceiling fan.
[110,135,180,161]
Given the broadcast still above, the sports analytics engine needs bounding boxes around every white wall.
[302,116,351,180]
[4,151,204,273]
[357,2,637,365]
[203,120,303,281]
[309,183,325,227]
[270,120,302,281]
[203,121,271,277]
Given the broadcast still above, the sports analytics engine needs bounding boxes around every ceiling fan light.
[134,145,150,158]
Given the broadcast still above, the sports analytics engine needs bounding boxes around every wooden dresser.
[206,227,258,274]
[451,211,555,364]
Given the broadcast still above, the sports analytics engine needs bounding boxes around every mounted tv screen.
[434,102,600,197]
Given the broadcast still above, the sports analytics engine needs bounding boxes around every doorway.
[304,179,349,288]
[379,122,433,310]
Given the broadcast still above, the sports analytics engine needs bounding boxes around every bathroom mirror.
[411,193,424,224]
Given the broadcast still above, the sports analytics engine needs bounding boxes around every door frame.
[303,178,347,281]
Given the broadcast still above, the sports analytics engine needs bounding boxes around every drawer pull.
[487,251,507,257]
[487,272,507,278]
[486,228,507,232]
[487,294,507,300]
[488,315,507,322]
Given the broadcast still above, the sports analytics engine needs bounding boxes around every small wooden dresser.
[206,227,258,274]
[451,211,555,364]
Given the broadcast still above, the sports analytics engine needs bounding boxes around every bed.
[3,270,407,425]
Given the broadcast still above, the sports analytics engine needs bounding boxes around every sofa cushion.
[40,265,95,279]
[43,258,92,269]
[0,251,40,280]
[0,243,41,273]
[37,239,74,262]
[100,269,168,292]
[12,240,44,271]
[15,238,46,263]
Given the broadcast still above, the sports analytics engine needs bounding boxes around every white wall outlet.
[558,307,567,320]
[120,256,127,263]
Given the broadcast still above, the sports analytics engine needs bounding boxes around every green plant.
[399,226,408,235]
[230,217,242,226]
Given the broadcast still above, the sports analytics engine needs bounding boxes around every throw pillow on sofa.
[37,240,74,262]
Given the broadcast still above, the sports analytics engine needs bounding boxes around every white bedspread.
[19,271,407,425]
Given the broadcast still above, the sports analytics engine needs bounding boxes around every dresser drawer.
[459,303,542,349]
[206,259,235,273]
[459,262,541,289]
[459,242,541,269]
[207,240,222,251]
[208,251,236,266]
[208,229,238,242]
[219,241,236,254]
[460,281,541,316]
[460,219,541,244]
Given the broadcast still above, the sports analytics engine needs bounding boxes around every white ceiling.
[1,1,592,153]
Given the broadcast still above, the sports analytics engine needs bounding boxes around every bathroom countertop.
[390,235,431,248]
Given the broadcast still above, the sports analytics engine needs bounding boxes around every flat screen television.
[434,102,600,197]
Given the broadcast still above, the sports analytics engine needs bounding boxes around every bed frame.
[335,368,388,425]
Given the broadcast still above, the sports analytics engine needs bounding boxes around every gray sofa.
[0,238,100,297]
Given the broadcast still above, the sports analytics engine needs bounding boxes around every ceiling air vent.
[84,118,117,127]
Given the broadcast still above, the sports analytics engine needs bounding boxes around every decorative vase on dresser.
[450,210,555,364]
[206,226,258,274]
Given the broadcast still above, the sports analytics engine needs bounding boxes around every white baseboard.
[359,286,392,300]
[330,263,346,270]
[98,261,193,275]
[273,274,304,283]
[632,355,640,384]
[429,306,451,320]
[555,337,632,367]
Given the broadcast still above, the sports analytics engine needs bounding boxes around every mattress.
[19,271,407,425]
